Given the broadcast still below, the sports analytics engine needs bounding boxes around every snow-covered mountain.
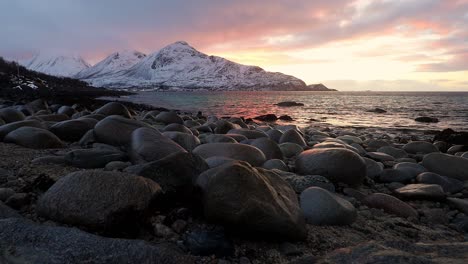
[74,50,146,79]
[22,54,90,77]
[84,41,306,90]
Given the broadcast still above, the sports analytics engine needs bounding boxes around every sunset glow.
[1,0,467,90]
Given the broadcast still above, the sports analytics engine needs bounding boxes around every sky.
[1,0,468,91]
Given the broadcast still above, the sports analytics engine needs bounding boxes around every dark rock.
[447,198,468,214]
[0,218,192,263]
[50,118,97,142]
[422,153,468,181]
[416,172,464,193]
[362,193,418,218]
[403,141,439,154]
[57,105,76,117]
[162,131,200,152]
[163,123,193,134]
[275,101,304,107]
[4,127,64,149]
[196,161,306,240]
[378,169,414,183]
[296,148,366,186]
[64,148,127,168]
[250,137,284,160]
[253,114,278,122]
[266,129,283,143]
[94,115,150,146]
[300,187,357,225]
[183,226,234,257]
[367,108,387,113]
[279,115,294,121]
[37,170,162,233]
[279,172,335,193]
[279,129,306,146]
[0,120,46,140]
[377,146,408,159]
[0,201,21,219]
[35,114,70,122]
[95,102,132,118]
[5,193,30,209]
[0,108,25,123]
[227,128,267,139]
[415,116,439,123]
[279,142,304,158]
[193,143,266,166]
[363,157,384,180]
[394,184,446,200]
[0,188,14,202]
[154,111,183,124]
[433,128,468,145]
[262,159,289,171]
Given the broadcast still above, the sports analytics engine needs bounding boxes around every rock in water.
[37,170,162,233]
[196,161,306,240]
[4,127,64,149]
[422,153,468,181]
[130,127,187,163]
[0,218,192,264]
[193,143,266,166]
[300,187,357,225]
[295,148,366,186]
[94,115,150,146]
[95,102,132,118]
[415,116,439,123]
[275,101,304,107]
[362,193,418,218]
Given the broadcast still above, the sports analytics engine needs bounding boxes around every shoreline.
[0,97,468,263]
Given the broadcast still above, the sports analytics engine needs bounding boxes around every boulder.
[300,187,356,225]
[37,170,162,233]
[193,143,266,166]
[227,128,267,139]
[393,184,446,200]
[154,111,183,124]
[362,193,418,218]
[377,146,408,159]
[202,134,237,144]
[130,127,187,163]
[0,120,46,140]
[50,118,97,142]
[250,137,284,160]
[0,218,192,264]
[125,152,208,195]
[4,127,64,149]
[163,123,193,134]
[366,152,395,162]
[214,120,240,134]
[363,157,383,179]
[95,102,131,118]
[422,153,468,181]
[279,129,306,147]
[64,148,127,168]
[0,108,25,123]
[262,159,289,171]
[94,115,150,146]
[266,129,283,143]
[275,101,304,107]
[393,162,427,178]
[296,148,366,186]
[447,198,468,214]
[403,141,439,154]
[163,131,200,151]
[416,172,464,193]
[279,142,304,158]
[204,156,237,168]
[196,161,306,240]
[57,106,76,117]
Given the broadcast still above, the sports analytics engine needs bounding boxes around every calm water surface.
[107,91,468,132]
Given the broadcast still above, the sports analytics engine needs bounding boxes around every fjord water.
[112,91,468,131]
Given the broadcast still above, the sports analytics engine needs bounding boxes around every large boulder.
[300,187,357,225]
[196,161,306,240]
[296,148,366,186]
[0,218,192,264]
[4,127,64,149]
[250,137,284,160]
[0,108,25,123]
[163,131,200,152]
[94,115,150,146]
[125,152,208,196]
[193,143,266,166]
[154,111,183,124]
[50,118,97,142]
[95,102,132,118]
[403,141,439,154]
[422,153,468,181]
[37,170,162,233]
[0,120,46,140]
[130,127,187,163]
[64,147,127,168]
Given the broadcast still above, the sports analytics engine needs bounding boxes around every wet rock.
[154,111,183,124]
[64,148,127,168]
[57,105,76,117]
[204,156,236,168]
[422,152,468,181]
[433,128,468,145]
[367,108,387,113]
[94,115,150,146]
[37,170,162,233]
[193,143,266,166]
[254,114,278,122]
[300,187,356,225]
[130,127,187,163]
[296,148,366,186]
[394,184,446,200]
[202,134,237,143]
[337,135,363,144]
[393,162,427,178]
[183,226,234,257]
[250,137,283,160]
[415,116,439,123]
[196,161,306,240]
[403,141,439,154]
[279,115,294,121]
[4,127,64,149]
[416,172,463,193]
[0,218,192,263]
[50,118,97,142]
[0,108,25,123]
[95,102,132,118]
[275,101,304,107]
[362,193,418,218]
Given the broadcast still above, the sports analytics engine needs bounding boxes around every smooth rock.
[64,148,127,168]
[94,115,150,146]
[378,169,414,183]
[422,153,468,181]
[266,129,283,143]
[227,128,267,139]
[279,142,304,158]
[296,148,366,186]
[447,198,468,214]
[0,120,46,140]
[403,141,439,154]
[363,157,384,179]
[262,159,289,171]
[163,131,200,152]
[300,187,357,225]
[416,172,464,193]
[95,102,132,118]
[376,146,408,159]
[163,123,193,134]
[250,137,283,160]
[4,127,64,149]
[50,118,97,142]
[279,129,306,147]
[154,111,183,124]
[366,152,395,162]
[394,184,446,200]
[193,143,266,166]
[204,156,236,169]
[37,170,162,233]
[0,108,25,123]
[0,201,21,219]
[362,193,418,218]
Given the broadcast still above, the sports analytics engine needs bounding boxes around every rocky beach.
[0,94,468,263]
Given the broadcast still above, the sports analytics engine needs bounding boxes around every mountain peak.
[22,53,90,77]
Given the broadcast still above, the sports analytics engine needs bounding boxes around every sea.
[102,91,468,132]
